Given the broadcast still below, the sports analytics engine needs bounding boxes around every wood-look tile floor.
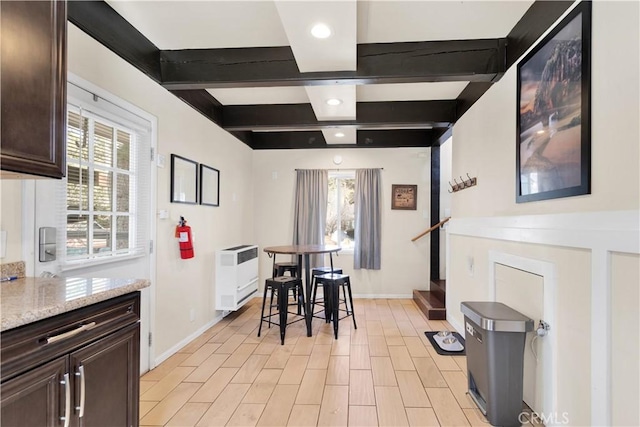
[139,298,537,426]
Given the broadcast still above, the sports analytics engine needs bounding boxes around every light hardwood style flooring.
[139,298,536,426]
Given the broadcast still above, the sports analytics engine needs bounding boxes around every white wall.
[65,25,254,359]
[253,148,431,297]
[439,136,452,278]
[447,2,639,425]
[0,181,23,262]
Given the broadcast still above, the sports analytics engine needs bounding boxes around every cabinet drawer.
[1,292,140,381]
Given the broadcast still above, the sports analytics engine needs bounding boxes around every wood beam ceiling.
[223,101,456,131]
[67,0,574,150]
[159,39,506,90]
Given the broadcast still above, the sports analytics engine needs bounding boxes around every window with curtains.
[325,171,355,250]
[65,105,148,262]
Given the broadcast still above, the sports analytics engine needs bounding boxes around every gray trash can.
[461,301,534,427]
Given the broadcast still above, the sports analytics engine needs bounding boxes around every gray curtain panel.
[292,169,328,268]
[354,168,382,270]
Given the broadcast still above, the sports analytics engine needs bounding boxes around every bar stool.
[273,261,299,303]
[313,273,357,338]
[273,261,298,278]
[258,276,306,344]
[310,267,343,321]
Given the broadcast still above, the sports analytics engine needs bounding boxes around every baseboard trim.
[154,313,224,366]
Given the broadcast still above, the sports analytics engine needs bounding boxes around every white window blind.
[60,84,151,268]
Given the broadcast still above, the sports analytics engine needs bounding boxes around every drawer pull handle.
[46,322,97,345]
[60,373,70,427]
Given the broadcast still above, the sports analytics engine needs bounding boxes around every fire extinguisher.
[175,216,194,259]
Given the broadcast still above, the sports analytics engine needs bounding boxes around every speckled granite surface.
[0,261,26,279]
[1,277,149,331]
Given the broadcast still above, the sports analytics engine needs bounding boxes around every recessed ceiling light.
[311,23,332,39]
[334,132,345,138]
[326,98,342,106]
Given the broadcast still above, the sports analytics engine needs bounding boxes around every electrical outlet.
[466,322,474,336]
[189,308,195,322]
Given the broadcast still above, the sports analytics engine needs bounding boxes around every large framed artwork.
[516,2,591,203]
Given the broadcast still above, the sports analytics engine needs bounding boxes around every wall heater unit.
[215,245,259,311]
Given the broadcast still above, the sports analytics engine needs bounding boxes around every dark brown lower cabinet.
[1,292,140,427]
[1,357,67,427]
[71,324,139,427]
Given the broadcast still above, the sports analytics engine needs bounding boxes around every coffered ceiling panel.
[358,0,534,43]
[357,82,468,102]
[106,1,288,49]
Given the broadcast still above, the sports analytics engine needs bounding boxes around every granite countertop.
[1,277,150,332]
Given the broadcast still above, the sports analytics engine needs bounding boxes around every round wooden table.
[263,245,341,337]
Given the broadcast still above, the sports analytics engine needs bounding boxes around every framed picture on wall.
[516,1,591,203]
[200,164,220,207]
[391,184,417,210]
[170,154,198,204]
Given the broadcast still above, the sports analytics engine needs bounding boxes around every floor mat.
[424,331,466,356]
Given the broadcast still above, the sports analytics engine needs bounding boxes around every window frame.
[58,79,153,272]
[65,107,137,263]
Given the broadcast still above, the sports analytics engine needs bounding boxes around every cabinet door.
[70,323,140,427]
[1,356,67,427]
[0,0,67,178]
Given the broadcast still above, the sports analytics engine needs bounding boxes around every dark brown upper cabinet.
[1,0,67,179]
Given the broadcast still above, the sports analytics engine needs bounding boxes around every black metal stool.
[258,276,306,344]
[273,261,300,302]
[313,273,356,338]
[273,261,298,278]
[310,267,343,321]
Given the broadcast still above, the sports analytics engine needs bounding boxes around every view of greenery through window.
[66,110,134,259]
[325,173,355,250]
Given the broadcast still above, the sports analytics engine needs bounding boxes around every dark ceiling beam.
[170,89,224,126]
[67,1,162,83]
[222,101,456,131]
[506,1,574,68]
[250,129,432,150]
[159,39,506,90]
[357,130,433,148]
[250,132,326,150]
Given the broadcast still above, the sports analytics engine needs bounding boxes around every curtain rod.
[295,168,383,171]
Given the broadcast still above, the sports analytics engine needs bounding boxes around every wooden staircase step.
[412,289,446,321]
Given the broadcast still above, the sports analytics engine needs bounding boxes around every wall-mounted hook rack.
[449,173,477,193]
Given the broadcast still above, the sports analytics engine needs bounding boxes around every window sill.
[60,253,145,273]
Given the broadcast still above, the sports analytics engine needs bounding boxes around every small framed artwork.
[516,1,591,203]
[170,154,198,204]
[200,164,220,207]
[391,184,417,210]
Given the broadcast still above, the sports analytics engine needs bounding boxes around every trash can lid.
[461,301,534,332]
